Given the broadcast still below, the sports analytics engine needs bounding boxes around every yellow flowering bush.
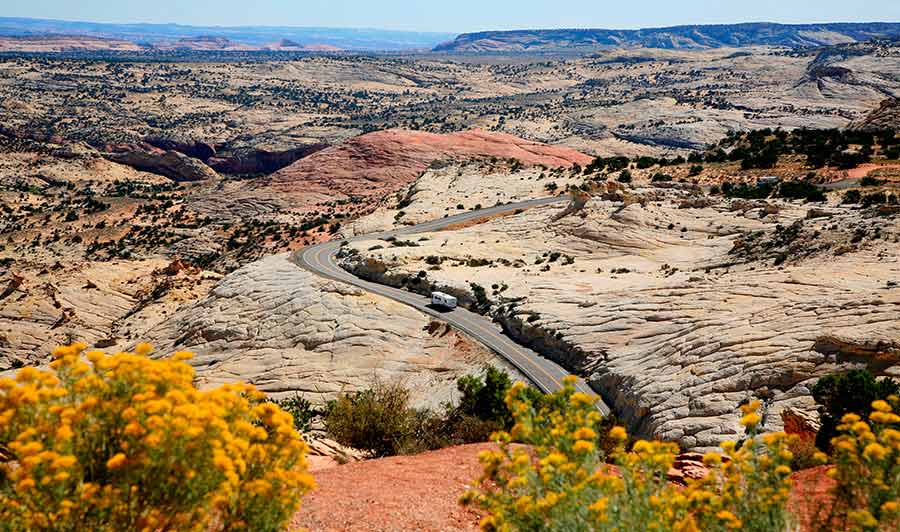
[820,396,900,531]
[462,376,797,531]
[0,343,315,531]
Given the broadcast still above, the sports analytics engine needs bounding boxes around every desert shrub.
[861,191,899,208]
[843,190,862,204]
[725,182,773,199]
[324,380,415,458]
[456,366,515,428]
[777,181,826,202]
[886,146,900,160]
[740,144,780,170]
[462,378,797,531]
[272,393,320,434]
[816,398,900,530]
[470,283,491,313]
[787,435,823,471]
[325,369,537,457]
[617,170,632,183]
[0,343,314,532]
[860,176,884,187]
[689,164,704,177]
[650,172,672,183]
[812,369,900,451]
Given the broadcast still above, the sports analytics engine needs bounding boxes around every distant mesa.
[0,34,144,53]
[273,38,303,49]
[265,39,342,52]
[435,22,900,52]
[167,36,253,51]
[0,17,453,52]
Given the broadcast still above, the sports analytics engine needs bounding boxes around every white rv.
[431,292,458,309]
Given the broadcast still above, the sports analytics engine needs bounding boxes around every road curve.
[291,196,611,415]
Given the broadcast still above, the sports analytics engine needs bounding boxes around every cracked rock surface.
[144,253,521,409]
[343,178,900,450]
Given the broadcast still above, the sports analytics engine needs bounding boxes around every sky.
[4,0,900,33]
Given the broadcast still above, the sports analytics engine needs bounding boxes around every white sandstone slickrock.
[342,177,900,451]
[144,253,522,410]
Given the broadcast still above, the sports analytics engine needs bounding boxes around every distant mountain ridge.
[0,17,454,51]
[434,22,900,52]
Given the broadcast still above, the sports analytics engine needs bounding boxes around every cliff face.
[435,23,900,52]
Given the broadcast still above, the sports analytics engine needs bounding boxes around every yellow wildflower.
[572,440,594,454]
[106,453,127,470]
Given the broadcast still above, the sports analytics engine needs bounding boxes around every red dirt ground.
[292,443,493,532]
[293,444,838,531]
[846,163,900,179]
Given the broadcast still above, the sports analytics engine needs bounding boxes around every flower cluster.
[823,396,900,531]
[462,377,799,531]
[0,343,315,531]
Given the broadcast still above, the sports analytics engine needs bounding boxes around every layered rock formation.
[851,98,900,131]
[346,160,583,236]
[0,139,170,186]
[251,129,593,208]
[342,176,900,450]
[0,259,220,370]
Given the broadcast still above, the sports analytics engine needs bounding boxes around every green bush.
[812,369,900,450]
[843,190,862,204]
[272,393,320,433]
[778,181,826,202]
[457,366,515,427]
[860,176,884,187]
[617,170,632,183]
[324,368,538,458]
[324,380,416,458]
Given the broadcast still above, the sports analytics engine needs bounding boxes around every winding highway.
[291,196,611,415]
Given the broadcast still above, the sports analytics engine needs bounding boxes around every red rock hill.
[254,129,593,205]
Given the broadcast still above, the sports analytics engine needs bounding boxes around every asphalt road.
[292,196,611,415]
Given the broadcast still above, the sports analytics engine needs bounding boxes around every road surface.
[292,196,611,415]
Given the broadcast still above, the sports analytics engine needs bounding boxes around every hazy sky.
[6,0,900,33]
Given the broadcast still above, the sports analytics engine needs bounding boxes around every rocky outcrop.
[814,330,900,363]
[105,148,219,182]
[0,259,219,370]
[251,129,593,210]
[850,98,900,131]
[0,35,144,53]
[142,254,522,409]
